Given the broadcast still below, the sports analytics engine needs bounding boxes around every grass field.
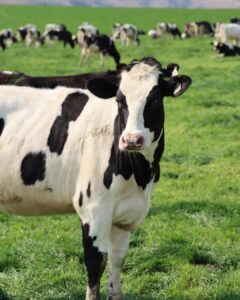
[0,5,240,300]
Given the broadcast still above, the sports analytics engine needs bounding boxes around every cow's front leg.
[107,226,130,300]
[82,222,108,300]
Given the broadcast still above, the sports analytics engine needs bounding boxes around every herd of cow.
[1,17,240,65]
[0,15,239,300]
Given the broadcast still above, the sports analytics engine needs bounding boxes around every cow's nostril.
[135,136,144,146]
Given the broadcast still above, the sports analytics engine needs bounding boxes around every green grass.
[0,5,240,300]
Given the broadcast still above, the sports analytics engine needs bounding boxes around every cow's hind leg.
[107,226,130,300]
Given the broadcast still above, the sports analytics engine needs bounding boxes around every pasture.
[0,5,240,300]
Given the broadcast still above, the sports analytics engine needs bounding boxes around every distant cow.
[212,41,240,56]
[0,29,17,50]
[43,24,74,48]
[215,23,240,45]
[25,28,43,48]
[112,23,140,46]
[45,29,75,48]
[79,33,120,66]
[0,56,191,300]
[182,21,213,38]
[17,24,37,42]
[156,23,182,39]
[0,67,125,88]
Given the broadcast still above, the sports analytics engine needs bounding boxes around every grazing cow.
[212,41,240,56]
[79,34,120,66]
[182,21,213,38]
[43,24,74,48]
[112,23,140,46]
[45,29,75,48]
[0,29,17,51]
[25,28,42,48]
[215,23,240,45]
[0,67,126,88]
[17,24,37,42]
[0,56,191,300]
[156,23,182,39]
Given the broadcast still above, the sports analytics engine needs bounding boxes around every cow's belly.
[0,189,75,216]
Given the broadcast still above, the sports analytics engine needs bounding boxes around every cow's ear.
[87,78,118,99]
[165,75,192,97]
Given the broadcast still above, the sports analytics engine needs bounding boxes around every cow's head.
[87,57,191,153]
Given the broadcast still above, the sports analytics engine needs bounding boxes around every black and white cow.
[0,67,126,88]
[45,29,75,48]
[212,41,240,56]
[17,24,37,42]
[0,29,17,51]
[112,23,140,46]
[0,57,191,300]
[156,23,182,39]
[80,34,120,66]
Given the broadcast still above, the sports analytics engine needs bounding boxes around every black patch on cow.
[21,152,46,185]
[82,223,107,289]
[0,118,4,136]
[143,85,164,142]
[87,78,118,99]
[47,92,88,155]
[87,182,91,198]
[79,192,83,207]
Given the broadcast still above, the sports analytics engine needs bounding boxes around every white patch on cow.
[119,62,160,150]
[1,71,15,75]
[172,66,179,76]
[174,83,182,95]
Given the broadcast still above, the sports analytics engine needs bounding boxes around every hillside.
[0,0,240,8]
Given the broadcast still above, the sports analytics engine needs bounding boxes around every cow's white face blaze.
[118,63,161,151]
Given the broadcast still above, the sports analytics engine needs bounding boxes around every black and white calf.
[212,41,240,56]
[0,57,191,300]
[80,34,120,66]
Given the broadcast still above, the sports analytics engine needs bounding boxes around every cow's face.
[87,57,191,153]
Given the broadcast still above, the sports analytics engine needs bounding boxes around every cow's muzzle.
[121,133,144,151]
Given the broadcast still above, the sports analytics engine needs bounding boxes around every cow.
[0,67,126,88]
[0,29,17,51]
[112,23,140,46]
[182,21,213,38]
[156,23,182,39]
[44,29,75,48]
[16,24,37,42]
[212,41,240,56]
[215,23,240,45]
[43,24,74,48]
[0,56,191,300]
[79,34,120,66]
[25,28,43,48]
